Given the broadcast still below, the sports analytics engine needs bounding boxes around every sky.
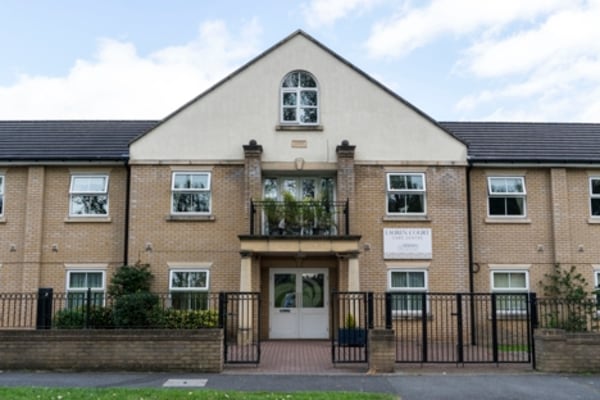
[0,0,599,122]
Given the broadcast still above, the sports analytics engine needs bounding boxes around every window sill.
[383,215,431,222]
[485,217,531,224]
[0,217,5,224]
[275,124,323,131]
[588,218,600,224]
[166,214,215,222]
[64,216,112,223]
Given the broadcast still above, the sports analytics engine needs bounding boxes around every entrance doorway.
[269,268,329,339]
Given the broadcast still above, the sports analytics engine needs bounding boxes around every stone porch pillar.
[347,253,360,292]
[243,139,263,213]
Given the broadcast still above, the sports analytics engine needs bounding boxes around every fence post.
[456,293,464,364]
[367,292,374,329]
[491,292,498,363]
[85,287,92,328]
[529,292,538,369]
[36,288,53,329]
[384,292,392,329]
[421,292,428,362]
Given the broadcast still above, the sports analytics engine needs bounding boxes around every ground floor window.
[491,270,529,314]
[66,270,105,308]
[169,269,210,310]
[388,269,427,315]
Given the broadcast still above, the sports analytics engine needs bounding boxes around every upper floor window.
[169,269,210,310]
[69,175,109,216]
[387,173,426,215]
[491,270,529,314]
[0,175,4,216]
[487,177,526,217]
[388,269,427,315]
[171,172,211,214]
[590,178,600,216]
[66,270,105,309]
[281,71,319,125]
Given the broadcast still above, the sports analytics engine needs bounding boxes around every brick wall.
[535,329,600,372]
[0,329,223,372]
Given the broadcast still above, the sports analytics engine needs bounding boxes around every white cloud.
[303,0,383,28]
[456,1,600,121]
[365,0,570,58]
[0,19,262,119]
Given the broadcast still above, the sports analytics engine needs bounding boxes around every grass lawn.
[0,387,396,400]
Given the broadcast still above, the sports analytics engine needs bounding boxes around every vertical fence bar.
[456,293,464,364]
[529,292,537,369]
[385,292,392,330]
[421,292,428,362]
[367,292,374,329]
[491,292,499,363]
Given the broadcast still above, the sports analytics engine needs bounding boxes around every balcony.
[248,199,349,237]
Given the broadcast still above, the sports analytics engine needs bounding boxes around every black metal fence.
[331,291,371,363]
[535,296,599,332]
[221,292,261,364]
[249,199,349,236]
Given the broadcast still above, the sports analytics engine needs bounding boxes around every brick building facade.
[1,31,599,339]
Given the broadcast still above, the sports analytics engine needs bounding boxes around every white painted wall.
[130,34,467,164]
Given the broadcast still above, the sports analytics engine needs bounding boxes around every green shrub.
[108,264,153,296]
[160,309,219,329]
[54,306,114,329]
[112,292,161,328]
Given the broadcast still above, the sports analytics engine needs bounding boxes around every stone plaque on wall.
[383,228,432,259]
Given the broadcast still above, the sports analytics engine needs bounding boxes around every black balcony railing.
[249,198,349,237]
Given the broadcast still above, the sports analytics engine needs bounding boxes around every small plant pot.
[338,328,367,347]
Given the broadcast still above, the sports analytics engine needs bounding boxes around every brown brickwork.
[0,329,223,372]
[535,329,600,373]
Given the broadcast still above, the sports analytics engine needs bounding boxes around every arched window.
[281,71,319,125]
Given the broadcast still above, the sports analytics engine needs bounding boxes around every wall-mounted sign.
[383,228,432,259]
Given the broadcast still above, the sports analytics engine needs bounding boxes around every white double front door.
[269,268,329,339]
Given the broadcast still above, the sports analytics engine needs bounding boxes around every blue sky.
[1,0,599,121]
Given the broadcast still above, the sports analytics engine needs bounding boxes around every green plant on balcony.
[282,191,301,234]
[263,197,283,235]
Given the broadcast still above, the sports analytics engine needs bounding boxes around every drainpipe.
[123,162,130,266]
[466,163,476,345]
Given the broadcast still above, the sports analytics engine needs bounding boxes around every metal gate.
[331,291,372,363]
[220,292,261,364]
[390,292,535,364]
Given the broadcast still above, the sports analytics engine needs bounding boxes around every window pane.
[302,179,316,199]
[302,273,324,308]
[299,108,317,123]
[592,199,600,216]
[189,271,207,288]
[299,72,316,87]
[274,273,296,308]
[494,273,510,289]
[391,271,407,288]
[172,192,210,213]
[173,174,191,189]
[408,272,425,288]
[171,272,188,288]
[69,273,88,288]
[497,294,527,312]
[283,108,296,121]
[171,292,208,310]
[506,197,524,215]
[282,73,298,87]
[71,195,108,215]
[263,178,278,199]
[283,179,297,198]
[283,92,297,106]
[489,197,506,215]
[190,174,208,189]
[406,175,424,190]
[300,91,317,106]
[389,175,406,190]
[510,273,527,289]
[592,179,600,195]
[489,178,506,193]
[505,178,523,193]
[392,293,423,312]
[406,194,424,213]
[0,176,4,193]
[86,272,103,289]
[72,176,106,192]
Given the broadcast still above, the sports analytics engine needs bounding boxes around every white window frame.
[388,269,428,316]
[487,176,527,217]
[386,173,426,216]
[589,177,600,217]
[66,270,106,308]
[0,174,4,217]
[280,70,319,125]
[491,270,529,314]
[69,174,109,217]
[171,172,211,215]
[169,269,210,310]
